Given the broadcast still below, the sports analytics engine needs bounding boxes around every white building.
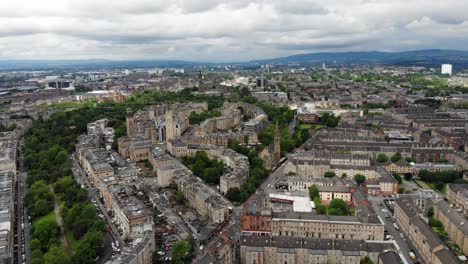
[441,64,453,75]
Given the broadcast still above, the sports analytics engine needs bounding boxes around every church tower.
[126,108,134,137]
[165,110,175,141]
[273,121,281,163]
[150,127,157,145]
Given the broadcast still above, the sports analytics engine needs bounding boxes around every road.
[259,163,285,193]
[16,138,30,264]
[70,153,125,250]
[367,195,415,263]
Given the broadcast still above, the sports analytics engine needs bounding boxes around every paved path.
[49,184,73,253]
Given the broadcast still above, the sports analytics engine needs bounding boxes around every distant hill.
[250,49,468,67]
[0,59,204,70]
[2,49,468,70]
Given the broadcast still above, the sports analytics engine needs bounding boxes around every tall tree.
[172,240,192,263]
[309,184,319,200]
[354,174,366,185]
[43,246,72,264]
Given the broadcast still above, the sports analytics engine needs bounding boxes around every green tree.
[428,207,434,218]
[74,231,104,264]
[30,238,41,251]
[54,150,68,165]
[226,187,241,202]
[324,171,336,178]
[354,174,366,185]
[390,153,402,163]
[392,173,402,184]
[172,240,192,263]
[376,153,389,163]
[314,198,327,214]
[435,182,445,192]
[309,184,319,200]
[429,218,443,228]
[328,199,348,216]
[360,256,373,264]
[203,167,221,184]
[32,217,59,251]
[33,199,51,218]
[176,189,186,205]
[31,249,44,264]
[404,173,413,181]
[43,246,72,264]
[53,176,75,194]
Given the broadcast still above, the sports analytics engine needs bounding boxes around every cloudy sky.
[0,0,467,62]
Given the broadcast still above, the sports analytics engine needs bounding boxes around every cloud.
[0,0,466,62]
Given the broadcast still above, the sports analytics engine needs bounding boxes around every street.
[259,162,285,193]
[70,153,125,251]
[15,138,30,264]
[368,195,416,264]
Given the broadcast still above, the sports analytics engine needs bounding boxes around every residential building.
[394,198,459,264]
[442,64,453,75]
[271,210,384,241]
[447,184,468,216]
[102,185,153,240]
[0,171,14,264]
[240,235,397,264]
[432,199,468,256]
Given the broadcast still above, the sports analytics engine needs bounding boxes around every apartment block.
[240,235,397,264]
[446,184,468,216]
[102,185,153,240]
[394,198,459,264]
[271,211,384,241]
[432,199,468,256]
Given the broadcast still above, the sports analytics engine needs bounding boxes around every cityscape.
[1,1,468,264]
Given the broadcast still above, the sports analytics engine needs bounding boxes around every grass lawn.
[34,211,57,226]
[427,182,447,194]
[413,180,432,191]
[299,124,312,130]
[66,231,80,251]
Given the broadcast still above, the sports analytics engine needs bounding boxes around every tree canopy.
[354,174,366,185]
[309,184,319,200]
[376,153,389,163]
[172,240,192,263]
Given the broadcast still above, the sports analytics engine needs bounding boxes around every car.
[381,208,388,213]
[157,251,165,256]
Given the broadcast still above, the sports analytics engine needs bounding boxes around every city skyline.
[1,0,468,62]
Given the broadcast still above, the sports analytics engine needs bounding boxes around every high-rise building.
[256,75,268,89]
[441,64,452,75]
